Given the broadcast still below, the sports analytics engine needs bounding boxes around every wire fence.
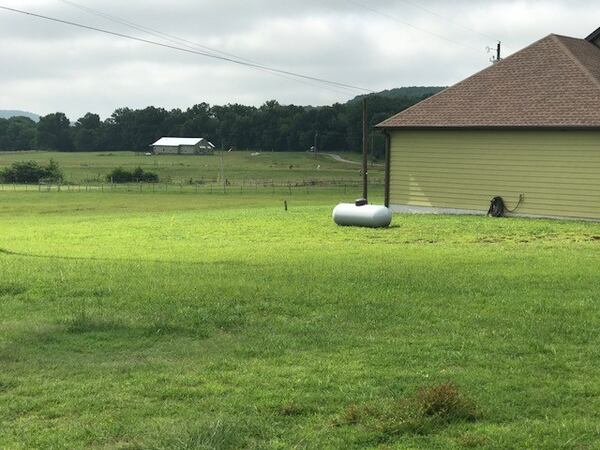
[0,178,384,196]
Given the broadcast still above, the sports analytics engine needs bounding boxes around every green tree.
[0,117,37,151]
[73,113,104,151]
[37,113,73,150]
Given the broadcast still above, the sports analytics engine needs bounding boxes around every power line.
[59,0,259,65]
[57,0,358,96]
[0,5,374,93]
[0,4,371,92]
[344,0,481,51]
[395,0,499,42]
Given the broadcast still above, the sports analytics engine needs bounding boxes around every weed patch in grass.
[456,432,490,448]
[335,403,375,426]
[416,382,477,422]
[61,310,215,339]
[62,310,124,334]
[0,282,27,296]
[340,382,478,440]
[144,318,211,339]
[152,419,251,450]
[278,401,306,417]
[378,384,476,437]
[0,380,17,393]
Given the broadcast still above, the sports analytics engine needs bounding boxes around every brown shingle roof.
[377,34,600,128]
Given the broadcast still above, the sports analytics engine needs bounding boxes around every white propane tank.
[332,203,392,228]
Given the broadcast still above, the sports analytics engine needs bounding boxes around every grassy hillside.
[0,190,599,448]
[0,151,381,184]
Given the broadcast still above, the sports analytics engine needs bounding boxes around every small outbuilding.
[378,27,600,220]
[151,137,215,155]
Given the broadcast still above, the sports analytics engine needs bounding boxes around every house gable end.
[378,33,600,128]
[586,26,600,48]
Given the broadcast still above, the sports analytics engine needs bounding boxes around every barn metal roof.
[151,137,215,147]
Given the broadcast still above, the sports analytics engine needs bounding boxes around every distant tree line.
[0,88,442,158]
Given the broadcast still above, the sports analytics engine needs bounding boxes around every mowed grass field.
[0,151,377,184]
[1,188,600,448]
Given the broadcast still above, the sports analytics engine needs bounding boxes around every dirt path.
[324,153,383,167]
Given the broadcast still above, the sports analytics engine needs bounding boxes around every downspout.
[383,129,391,208]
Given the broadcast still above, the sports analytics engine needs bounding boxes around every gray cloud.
[0,0,598,119]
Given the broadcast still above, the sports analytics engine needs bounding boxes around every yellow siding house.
[378,28,600,220]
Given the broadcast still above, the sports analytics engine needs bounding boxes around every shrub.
[0,159,63,183]
[45,159,63,181]
[132,167,159,183]
[106,166,159,183]
[106,167,132,183]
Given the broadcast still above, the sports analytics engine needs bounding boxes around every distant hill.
[350,86,446,104]
[0,110,40,122]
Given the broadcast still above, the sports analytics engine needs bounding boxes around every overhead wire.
[343,0,482,51]
[58,0,359,96]
[394,0,499,42]
[60,0,258,64]
[0,5,374,94]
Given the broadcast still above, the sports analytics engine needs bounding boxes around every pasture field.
[1,188,600,449]
[0,151,378,184]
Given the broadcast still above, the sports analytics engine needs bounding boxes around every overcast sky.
[0,0,598,119]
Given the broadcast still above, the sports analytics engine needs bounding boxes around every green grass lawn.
[1,190,600,449]
[0,151,380,185]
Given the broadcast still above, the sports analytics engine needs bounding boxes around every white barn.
[151,137,215,155]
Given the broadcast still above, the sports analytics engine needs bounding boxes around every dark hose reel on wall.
[487,195,524,217]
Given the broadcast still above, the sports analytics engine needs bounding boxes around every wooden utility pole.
[220,147,225,193]
[362,97,368,202]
